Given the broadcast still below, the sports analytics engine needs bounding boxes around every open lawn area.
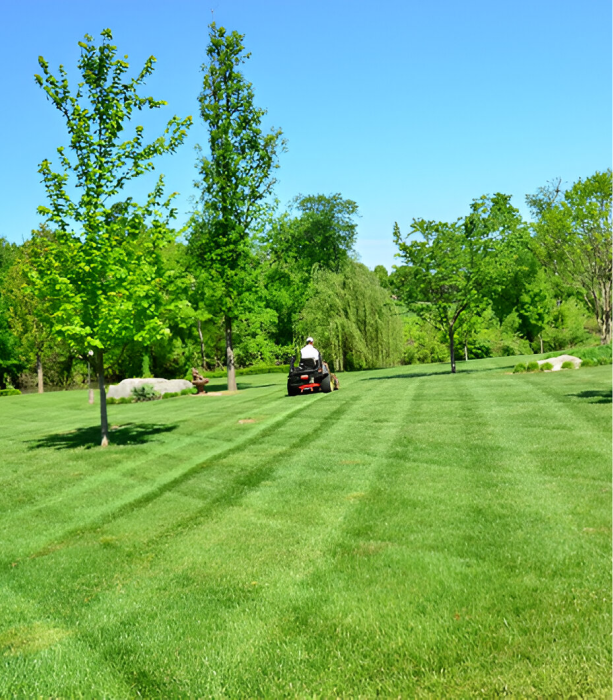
[0,356,611,698]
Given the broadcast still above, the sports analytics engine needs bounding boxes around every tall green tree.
[527,170,612,344]
[191,23,285,391]
[394,194,525,373]
[0,238,24,389]
[29,29,191,446]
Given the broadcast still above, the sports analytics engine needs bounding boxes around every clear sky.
[1,0,610,270]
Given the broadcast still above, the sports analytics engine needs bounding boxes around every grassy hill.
[0,356,610,697]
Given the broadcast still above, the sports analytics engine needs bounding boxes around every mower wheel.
[320,375,332,393]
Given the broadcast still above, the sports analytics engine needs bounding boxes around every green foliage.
[190,22,285,391]
[297,262,403,372]
[0,388,21,396]
[131,384,160,402]
[394,193,527,372]
[141,355,153,379]
[526,361,539,372]
[541,299,594,351]
[528,170,612,344]
[540,362,554,371]
[401,315,448,365]
[187,364,290,380]
[29,29,190,444]
[513,363,527,373]
[561,361,574,369]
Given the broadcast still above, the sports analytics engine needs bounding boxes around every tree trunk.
[197,319,208,370]
[449,325,456,374]
[539,334,544,354]
[225,316,237,392]
[36,352,43,393]
[464,342,468,362]
[97,351,109,447]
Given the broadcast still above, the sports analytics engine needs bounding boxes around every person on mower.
[300,337,320,364]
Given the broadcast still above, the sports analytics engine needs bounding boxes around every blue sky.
[1,0,610,270]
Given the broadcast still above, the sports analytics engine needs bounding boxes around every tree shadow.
[567,390,612,405]
[361,365,505,381]
[28,422,179,450]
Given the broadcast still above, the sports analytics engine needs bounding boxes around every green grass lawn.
[0,356,610,698]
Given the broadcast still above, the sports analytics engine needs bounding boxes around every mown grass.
[0,355,610,697]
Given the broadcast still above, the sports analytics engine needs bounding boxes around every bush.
[581,358,598,368]
[540,362,554,372]
[513,363,526,373]
[561,361,574,370]
[526,361,539,372]
[162,391,179,399]
[0,388,21,397]
[180,387,197,395]
[131,384,160,402]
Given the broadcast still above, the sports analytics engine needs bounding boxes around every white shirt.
[300,343,320,361]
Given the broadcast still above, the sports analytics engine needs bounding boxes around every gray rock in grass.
[537,354,582,371]
[107,378,192,399]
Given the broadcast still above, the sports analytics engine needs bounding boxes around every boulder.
[107,378,193,400]
[537,354,582,371]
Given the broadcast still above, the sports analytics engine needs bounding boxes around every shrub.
[0,388,21,397]
[561,361,574,370]
[513,363,526,373]
[180,387,197,395]
[526,361,539,372]
[118,397,132,404]
[581,358,598,368]
[106,397,117,405]
[540,362,554,372]
[131,384,160,402]
[162,391,179,399]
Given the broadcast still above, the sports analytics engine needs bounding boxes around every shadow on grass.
[567,389,612,404]
[28,422,179,450]
[360,365,505,381]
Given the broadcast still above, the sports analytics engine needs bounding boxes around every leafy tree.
[394,194,525,373]
[29,29,191,446]
[0,238,24,389]
[527,170,612,344]
[297,262,403,372]
[191,23,285,391]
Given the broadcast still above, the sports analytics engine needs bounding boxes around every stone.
[107,378,193,400]
[537,354,582,371]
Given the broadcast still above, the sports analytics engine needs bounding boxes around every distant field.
[0,356,610,698]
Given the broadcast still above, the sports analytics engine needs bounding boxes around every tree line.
[0,25,610,445]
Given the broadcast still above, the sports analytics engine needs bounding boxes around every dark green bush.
[131,384,160,402]
[512,363,526,373]
[561,361,574,370]
[540,362,554,371]
[0,388,21,397]
[526,361,539,372]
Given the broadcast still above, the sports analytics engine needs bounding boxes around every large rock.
[107,378,193,399]
[537,354,582,371]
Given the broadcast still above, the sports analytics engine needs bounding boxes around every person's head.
[306,336,314,345]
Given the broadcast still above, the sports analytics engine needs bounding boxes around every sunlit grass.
[0,356,610,697]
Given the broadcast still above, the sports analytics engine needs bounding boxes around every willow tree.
[298,262,403,372]
[29,29,191,446]
[191,23,285,391]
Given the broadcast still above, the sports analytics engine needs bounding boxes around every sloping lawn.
[0,356,610,697]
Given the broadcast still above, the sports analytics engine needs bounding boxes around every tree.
[297,262,403,372]
[29,29,191,446]
[260,194,359,348]
[0,238,25,389]
[394,194,525,373]
[527,170,612,344]
[3,234,54,393]
[190,23,285,391]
